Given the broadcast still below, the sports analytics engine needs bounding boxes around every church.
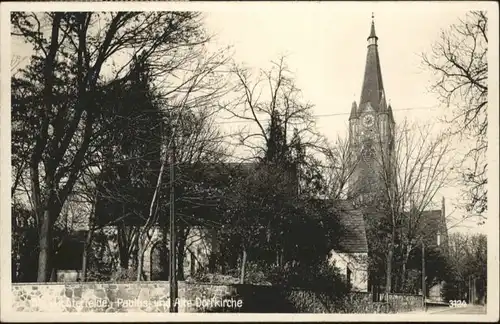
[347,16,395,202]
[328,16,449,299]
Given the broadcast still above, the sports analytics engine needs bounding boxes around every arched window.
[347,267,352,284]
[437,231,441,247]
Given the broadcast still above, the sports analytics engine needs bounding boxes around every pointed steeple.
[388,103,395,124]
[368,12,378,41]
[379,92,387,113]
[349,101,358,120]
[359,13,385,113]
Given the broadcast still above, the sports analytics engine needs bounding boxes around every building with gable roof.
[327,200,369,291]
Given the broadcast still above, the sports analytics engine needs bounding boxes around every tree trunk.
[385,235,394,297]
[82,188,99,281]
[401,245,410,292]
[82,227,94,281]
[240,248,247,284]
[177,229,187,281]
[12,212,19,282]
[385,249,393,295]
[136,239,144,281]
[119,251,129,269]
[35,13,62,283]
[117,225,130,269]
[37,210,53,282]
[400,262,406,292]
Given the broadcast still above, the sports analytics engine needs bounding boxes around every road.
[405,304,487,315]
[426,304,487,314]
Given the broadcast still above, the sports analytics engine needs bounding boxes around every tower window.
[437,231,441,246]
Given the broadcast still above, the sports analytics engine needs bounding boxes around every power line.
[215,105,440,124]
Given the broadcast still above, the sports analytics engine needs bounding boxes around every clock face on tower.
[362,114,375,128]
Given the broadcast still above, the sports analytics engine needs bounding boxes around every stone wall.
[12,282,423,313]
[12,282,237,313]
[383,293,423,313]
[343,292,387,313]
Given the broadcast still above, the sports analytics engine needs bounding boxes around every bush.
[268,261,350,294]
[85,231,115,281]
[441,280,465,301]
[242,262,273,285]
[188,271,241,285]
[264,259,352,313]
[185,261,359,313]
[110,267,138,282]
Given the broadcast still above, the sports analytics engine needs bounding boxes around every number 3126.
[449,300,467,308]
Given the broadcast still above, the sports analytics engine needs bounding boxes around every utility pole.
[169,128,178,313]
[468,276,472,304]
[422,240,426,311]
[473,277,476,304]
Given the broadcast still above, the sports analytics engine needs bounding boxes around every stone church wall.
[61,225,216,282]
[328,251,369,292]
[142,226,216,280]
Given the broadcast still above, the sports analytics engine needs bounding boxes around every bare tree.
[70,50,232,281]
[321,135,360,200]
[223,56,324,161]
[446,232,487,303]
[137,79,230,280]
[11,11,213,282]
[219,57,331,272]
[366,119,454,294]
[421,11,488,220]
[11,55,25,76]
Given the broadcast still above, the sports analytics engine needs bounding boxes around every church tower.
[348,16,396,204]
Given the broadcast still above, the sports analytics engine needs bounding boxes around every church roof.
[388,104,395,123]
[420,210,443,228]
[349,101,358,120]
[95,161,298,226]
[368,19,378,40]
[359,18,386,114]
[419,209,447,245]
[332,200,369,254]
[379,92,387,113]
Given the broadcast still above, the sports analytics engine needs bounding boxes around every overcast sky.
[204,5,468,138]
[200,3,493,234]
[6,1,496,234]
